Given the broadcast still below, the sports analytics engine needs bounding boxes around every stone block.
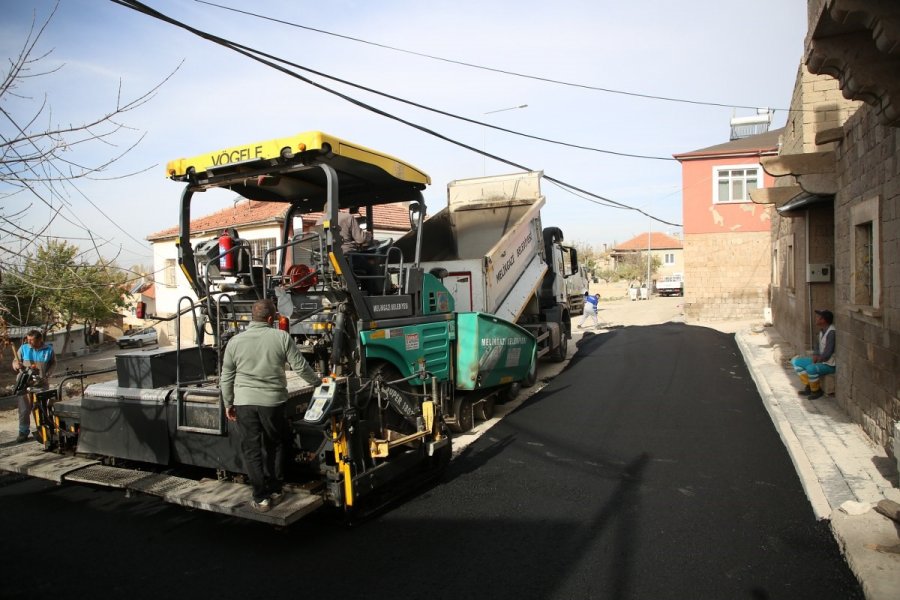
[822,374,837,396]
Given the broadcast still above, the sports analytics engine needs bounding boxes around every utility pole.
[646,222,652,299]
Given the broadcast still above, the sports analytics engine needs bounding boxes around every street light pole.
[483,104,528,175]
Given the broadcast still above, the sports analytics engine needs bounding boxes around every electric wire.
[195,0,789,114]
[110,0,682,228]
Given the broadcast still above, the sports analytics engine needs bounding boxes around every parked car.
[117,327,158,348]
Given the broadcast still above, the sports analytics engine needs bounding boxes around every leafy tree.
[6,241,126,353]
[571,241,599,278]
[0,5,171,353]
[616,252,661,285]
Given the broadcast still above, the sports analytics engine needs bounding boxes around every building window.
[786,242,794,291]
[714,165,759,203]
[851,197,881,310]
[164,259,176,288]
[249,237,278,272]
[772,248,779,287]
[854,223,873,305]
[664,253,674,265]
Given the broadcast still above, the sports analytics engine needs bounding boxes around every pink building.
[673,129,781,320]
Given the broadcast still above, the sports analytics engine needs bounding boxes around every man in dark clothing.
[790,309,836,400]
[221,300,319,512]
[337,208,373,253]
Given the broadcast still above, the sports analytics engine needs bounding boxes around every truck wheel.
[496,382,520,405]
[449,397,474,433]
[551,333,568,362]
[522,358,538,388]
[474,396,496,420]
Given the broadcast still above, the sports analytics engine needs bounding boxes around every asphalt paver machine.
[0,132,536,525]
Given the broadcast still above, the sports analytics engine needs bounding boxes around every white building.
[146,200,412,346]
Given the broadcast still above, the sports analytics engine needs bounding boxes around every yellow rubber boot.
[798,372,811,396]
[808,379,824,399]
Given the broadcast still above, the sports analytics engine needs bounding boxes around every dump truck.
[0,132,537,526]
[565,264,591,315]
[394,172,578,391]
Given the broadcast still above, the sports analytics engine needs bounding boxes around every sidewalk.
[736,326,900,600]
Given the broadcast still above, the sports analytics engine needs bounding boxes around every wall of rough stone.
[833,106,900,452]
[683,230,771,321]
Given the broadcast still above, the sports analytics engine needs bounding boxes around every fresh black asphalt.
[0,323,862,599]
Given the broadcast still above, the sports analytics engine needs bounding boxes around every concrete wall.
[681,157,776,235]
[683,231,771,321]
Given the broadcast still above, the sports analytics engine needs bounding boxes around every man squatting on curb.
[790,309,836,401]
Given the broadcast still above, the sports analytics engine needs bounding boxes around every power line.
[195,0,789,114]
[183,6,677,162]
[110,0,682,228]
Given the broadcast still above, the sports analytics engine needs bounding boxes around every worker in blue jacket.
[578,292,600,328]
[11,329,56,443]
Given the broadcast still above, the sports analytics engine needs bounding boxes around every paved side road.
[1,296,897,597]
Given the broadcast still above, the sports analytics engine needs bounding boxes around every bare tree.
[0,2,175,271]
[0,2,175,339]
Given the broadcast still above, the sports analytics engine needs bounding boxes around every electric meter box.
[807,263,833,283]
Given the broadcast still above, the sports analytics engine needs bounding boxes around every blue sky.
[1,0,808,271]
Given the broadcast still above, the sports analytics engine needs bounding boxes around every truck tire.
[474,395,496,420]
[522,357,538,388]
[551,332,568,362]
[496,382,521,404]
[449,397,474,433]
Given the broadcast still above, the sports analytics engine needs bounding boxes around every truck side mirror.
[291,215,304,237]
[569,247,578,276]
[408,201,424,231]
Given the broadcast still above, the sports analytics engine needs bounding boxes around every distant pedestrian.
[579,292,600,328]
[220,299,319,512]
[790,309,836,400]
[11,330,56,443]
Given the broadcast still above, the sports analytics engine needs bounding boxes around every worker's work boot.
[797,385,811,396]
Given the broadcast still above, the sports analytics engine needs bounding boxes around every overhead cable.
[110,0,682,228]
[195,0,787,113]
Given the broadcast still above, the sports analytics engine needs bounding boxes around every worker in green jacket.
[221,299,319,512]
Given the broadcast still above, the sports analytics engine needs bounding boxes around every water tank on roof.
[730,108,772,140]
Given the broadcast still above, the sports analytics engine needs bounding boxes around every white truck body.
[402,171,574,360]
[657,274,684,297]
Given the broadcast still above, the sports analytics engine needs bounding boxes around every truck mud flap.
[0,445,323,526]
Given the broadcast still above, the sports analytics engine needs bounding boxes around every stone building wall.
[683,230,771,321]
[833,106,900,450]
[769,66,859,378]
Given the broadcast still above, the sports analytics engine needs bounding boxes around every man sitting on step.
[790,309,836,400]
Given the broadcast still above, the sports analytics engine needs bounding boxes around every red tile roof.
[613,232,683,251]
[147,200,411,241]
